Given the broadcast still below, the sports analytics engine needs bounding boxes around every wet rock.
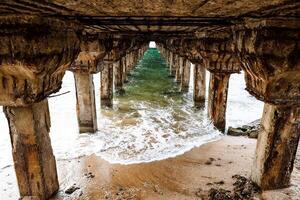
[227,119,260,139]
[227,127,247,136]
[209,188,232,200]
[65,184,80,194]
[232,175,260,199]
[208,175,260,200]
[248,130,259,138]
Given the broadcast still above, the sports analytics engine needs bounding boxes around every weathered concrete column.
[180,58,190,92]
[207,73,230,132]
[127,52,132,72]
[122,56,128,83]
[101,63,114,107]
[74,72,97,133]
[133,51,137,67]
[251,104,300,189]
[168,51,173,75]
[4,100,59,199]
[114,60,125,94]
[126,53,133,74]
[194,64,206,105]
[165,50,169,64]
[175,55,181,83]
[0,19,81,200]
[131,52,135,70]
[233,21,300,190]
[169,52,176,77]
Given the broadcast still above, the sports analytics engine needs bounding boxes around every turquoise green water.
[119,48,182,106]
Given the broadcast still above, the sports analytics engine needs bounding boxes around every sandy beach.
[44,136,299,200]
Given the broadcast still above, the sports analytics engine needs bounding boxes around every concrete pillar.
[180,58,190,92]
[101,63,114,107]
[194,64,206,105]
[4,100,59,199]
[208,73,230,132]
[131,52,135,69]
[251,104,300,189]
[74,72,97,133]
[138,49,142,59]
[127,52,132,72]
[168,51,171,66]
[126,53,132,74]
[169,52,176,77]
[175,55,181,83]
[114,60,125,94]
[122,56,128,83]
[133,51,137,67]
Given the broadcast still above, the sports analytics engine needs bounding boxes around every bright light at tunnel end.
[149,41,156,48]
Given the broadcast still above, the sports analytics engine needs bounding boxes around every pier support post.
[126,53,132,75]
[180,58,191,92]
[122,56,128,83]
[101,63,114,107]
[234,24,300,189]
[169,52,175,77]
[175,55,181,83]
[0,20,81,199]
[114,60,125,94]
[127,52,132,72]
[167,50,170,66]
[4,100,59,199]
[208,73,230,132]
[194,64,206,105]
[251,104,300,189]
[74,72,98,133]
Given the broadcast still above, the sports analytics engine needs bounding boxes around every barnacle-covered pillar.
[0,18,80,199]
[235,19,300,189]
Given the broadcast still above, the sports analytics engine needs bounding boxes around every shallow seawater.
[90,48,221,164]
[0,47,263,168]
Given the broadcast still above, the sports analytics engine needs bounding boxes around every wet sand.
[46,136,299,200]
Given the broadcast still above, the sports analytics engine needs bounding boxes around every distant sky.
[149,41,156,48]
